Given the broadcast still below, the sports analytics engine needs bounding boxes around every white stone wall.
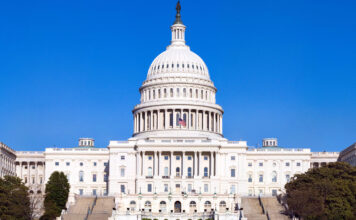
[0,142,16,178]
[45,148,109,196]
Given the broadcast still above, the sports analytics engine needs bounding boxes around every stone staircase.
[88,197,115,220]
[62,196,115,220]
[261,197,290,220]
[241,197,267,220]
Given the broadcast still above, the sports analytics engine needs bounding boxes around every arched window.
[183,113,187,126]
[130,200,136,205]
[79,171,84,182]
[204,201,211,207]
[153,90,155,99]
[201,90,204,99]
[164,88,167,98]
[196,89,198,98]
[219,201,226,207]
[272,171,277,182]
[148,90,151,100]
[204,167,208,177]
[190,89,192,98]
[170,88,173,97]
[148,167,153,177]
[190,201,196,207]
[176,88,180,97]
[144,201,151,208]
[164,167,169,176]
[176,167,180,177]
[158,89,161,98]
[183,88,186,97]
[187,167,192,177]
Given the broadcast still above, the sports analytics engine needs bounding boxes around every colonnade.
[136,151,218,178]
[0,148,16,177]
[141,86,215,103]
[16,161,45,187]
[133,108,222,134]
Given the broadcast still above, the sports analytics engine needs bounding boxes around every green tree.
[285,162,356,220]
[0,175,31,220]
[41,171,70,220]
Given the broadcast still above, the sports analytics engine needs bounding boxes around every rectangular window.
[296,162,301,167]
[55,162,59,166]
[40,177,43,184]
[204,184,209,193]
[104,162,108,167]
[286,174,290,182]
[79,189,83,195]
[204,156,208,160]
[164,155,169,160]
[231,156,236,160]
[104,173,108,182]
[164,184,168,192]
[120,168,125,177]
[230,185,236,194]
[231,169,236,177]
[147,184,152,192]
[66,162,70,166]
[121,155,125,160]
[148,156,152,160]
[248,162,252,167]
[259,162,263,167]
[188,184,192,192]
[32,177,35,184]
[176,156,180,160]
[120,185,125,193]
[188,156,192,160]
[92,189,97,196]
[248,174,252,182]
[93,174,97,182]
[93,162,97,166]
[259,174,263,182]
[286,162,290,167]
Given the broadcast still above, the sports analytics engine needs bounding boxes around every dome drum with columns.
[132,3,223,139]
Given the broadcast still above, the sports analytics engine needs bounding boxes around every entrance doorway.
[174,201,182,213]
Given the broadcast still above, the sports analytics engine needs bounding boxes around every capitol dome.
[147,44,210,81]
[132,1,224,140]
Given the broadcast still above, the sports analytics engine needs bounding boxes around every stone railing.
[46,148,108,152]
[247,148,310,153]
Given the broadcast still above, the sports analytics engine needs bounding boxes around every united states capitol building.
[1,2,344,220]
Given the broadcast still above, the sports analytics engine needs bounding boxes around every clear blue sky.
[0,0,355,152]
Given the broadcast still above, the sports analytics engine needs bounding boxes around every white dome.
[146,45,210,81]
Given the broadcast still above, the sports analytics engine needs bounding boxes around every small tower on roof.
[171,1,186,46]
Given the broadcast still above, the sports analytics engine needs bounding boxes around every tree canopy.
[41,171,70,220]
[285,162,356,220]
[0,175,31,220]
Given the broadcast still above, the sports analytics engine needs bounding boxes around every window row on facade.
[134,109,222,134]
[149,61,208,76]
[141,87,215,103]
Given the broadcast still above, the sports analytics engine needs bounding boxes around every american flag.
[178,118,186,127]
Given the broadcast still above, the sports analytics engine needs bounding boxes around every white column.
[188,109,191,129]
[170,151,173,176]
[173,109,177,128]
[141,151,145,176]
[157,151,160,176]
[154,151,158,176]
[181,151,184,177]
[194,151,198,177]
[165,109,169,129]
[209,152,212,177]
[199,152,203,177]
